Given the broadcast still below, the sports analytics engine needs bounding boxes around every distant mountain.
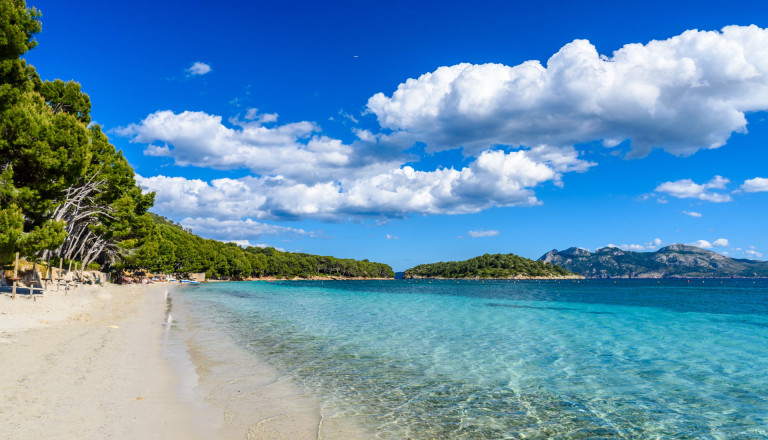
[404,253,578,279]
[539,244,768,278]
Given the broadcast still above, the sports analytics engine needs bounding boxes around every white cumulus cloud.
[741,177,768,192]
[124,25,768,237]
[242,108,278,124]
[119,110,595,190]
[468,229,500,238]
[691,239,714,248]
[655,176,732,202]
[187,61,212,75]
[712,238,729,247]
[606,238,662,251]
[135,145,592,221]
[180,217,313,241]
[118,110,375,183]
[745,249,764,258]
[682,211,703,217]
[367,25,768,157]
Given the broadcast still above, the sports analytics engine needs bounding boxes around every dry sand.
[0,283,355,439]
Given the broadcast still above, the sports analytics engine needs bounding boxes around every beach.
[5,279,766,439]
[0,282,341,440]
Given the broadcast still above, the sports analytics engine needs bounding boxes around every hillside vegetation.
[404,253,575,279]
[127,214,394,280]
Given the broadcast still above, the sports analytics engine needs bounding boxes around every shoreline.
[0,282,358,439]
[220,276,394,281]
[402,275,584,280]
[171,290,371,439]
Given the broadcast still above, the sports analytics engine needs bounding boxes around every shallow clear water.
[180,279,768,439]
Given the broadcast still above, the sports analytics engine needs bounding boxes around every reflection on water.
[164,290,174,332]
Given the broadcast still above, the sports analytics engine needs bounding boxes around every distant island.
[540,244,768,278]
[404,253,579,279]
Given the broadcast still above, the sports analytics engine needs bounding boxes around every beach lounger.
[28,279,45,301]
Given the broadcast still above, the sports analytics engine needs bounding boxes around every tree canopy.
[404,253,574,279]
[125,214,395,280]
[0,0,151,266]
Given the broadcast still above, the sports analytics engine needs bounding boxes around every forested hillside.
[127,214,394,279]
[405,253,575,279]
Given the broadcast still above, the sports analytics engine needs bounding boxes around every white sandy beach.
[0,282,354,439]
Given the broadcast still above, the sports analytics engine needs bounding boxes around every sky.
[24,0,768,271]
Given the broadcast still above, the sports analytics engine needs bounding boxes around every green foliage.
[0,204,24,263]
[0,203,65,264]
[1,90,92,221]
[0,0,153,268]
[404,253,574,279]
[128,214,395,279]
[0,0,40,59]
[39,79,91,123]
[17,216,65,256]
[0,0,41,87]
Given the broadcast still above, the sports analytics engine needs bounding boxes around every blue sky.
[25,0,768,270]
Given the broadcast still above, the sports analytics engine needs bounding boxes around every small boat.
[179,280,200,284]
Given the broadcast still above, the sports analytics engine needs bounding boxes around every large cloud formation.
[368,25,768,157]
[122,25,768,234]
[137,145,590,221]
[121,108,593,221]
[117,110,399,183]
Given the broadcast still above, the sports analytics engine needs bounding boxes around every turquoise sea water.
[179,279,768,439]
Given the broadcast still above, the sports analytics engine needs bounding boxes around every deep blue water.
[180,279,768,439]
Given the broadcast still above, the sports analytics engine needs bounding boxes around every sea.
[171,279,768,439]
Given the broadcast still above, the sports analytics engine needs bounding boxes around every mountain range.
[539,244,768,278]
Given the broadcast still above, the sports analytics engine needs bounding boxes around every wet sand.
[170,288,369,439]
